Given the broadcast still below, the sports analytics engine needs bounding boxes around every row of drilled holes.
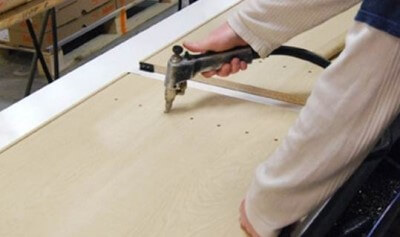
[113,98,280,140]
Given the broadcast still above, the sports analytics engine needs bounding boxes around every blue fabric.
[355,0,400,38]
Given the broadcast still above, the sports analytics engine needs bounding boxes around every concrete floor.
[0,50,47,110]
[0,2,181,112]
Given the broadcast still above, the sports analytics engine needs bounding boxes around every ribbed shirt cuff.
[227,12,274,58]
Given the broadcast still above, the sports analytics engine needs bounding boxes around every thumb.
[183,39,212,53]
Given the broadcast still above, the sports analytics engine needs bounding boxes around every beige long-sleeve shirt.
[228,0,360,57]
[226,1,400,237]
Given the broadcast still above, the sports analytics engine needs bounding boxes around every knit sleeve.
[227,0,360,57]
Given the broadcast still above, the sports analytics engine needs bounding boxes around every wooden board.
[110,0,178,35]
[0,73,298,236]
[141,3,360,105]
[0,0,31,14]
[0,0,65,30]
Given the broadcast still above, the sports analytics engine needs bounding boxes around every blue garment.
[355,0,400,38]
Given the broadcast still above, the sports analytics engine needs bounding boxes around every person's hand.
[183,22,249,78]
[240,200,260,237]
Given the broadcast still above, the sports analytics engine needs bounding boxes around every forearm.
[244,22,400,236]
[228,0,360,57]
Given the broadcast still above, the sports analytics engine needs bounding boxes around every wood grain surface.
[0,73,298,236]
[141,3,360,104]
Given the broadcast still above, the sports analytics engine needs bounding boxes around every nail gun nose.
[164,88,177,113]
[165,101,173,113]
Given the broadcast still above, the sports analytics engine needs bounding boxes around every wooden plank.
[141,3,360,105]
[125,0,177,32]
[0,0,65,30]
[194,76,309,105]
[0,73,298,237]
[0,0,31,15]
[109,0,178,35]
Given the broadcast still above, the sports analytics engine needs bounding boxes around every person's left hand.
[240,200,260,237]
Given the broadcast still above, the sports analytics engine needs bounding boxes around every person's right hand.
[183,22,249,78]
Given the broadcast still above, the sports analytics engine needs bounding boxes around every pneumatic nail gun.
[163,45,330,113]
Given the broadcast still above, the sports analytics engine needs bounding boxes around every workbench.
[0,0,358,235]
[0,0,242,150]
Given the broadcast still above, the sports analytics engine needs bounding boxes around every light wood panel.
[0,73,298,237]
[141,3,359,104]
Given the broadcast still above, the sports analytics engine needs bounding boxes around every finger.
[240,61,248,71]
[239,201,250,231]
[242,217,260,237]
[202,70,217,78]
[240,200,245,212]
[249,227,260,237]
[239,200,246,226]
[217,64,232,77]
[183,40,210,53]
[240,222,253,237]
[231,58,240,74]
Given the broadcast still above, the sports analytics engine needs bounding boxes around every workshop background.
[0,0,195,111]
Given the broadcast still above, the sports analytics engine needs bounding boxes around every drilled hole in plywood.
[258,60,263,63]
[190,117,194,120]
[245,131,250,134]
[138,104,143,107]
[283,65,287,68]
[217,124,221,127]
[308,70,313,73]
[114,98,119,101]
[274,138,279,142]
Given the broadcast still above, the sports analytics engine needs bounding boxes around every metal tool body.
[164,45,260,113]
[164,45,331,113]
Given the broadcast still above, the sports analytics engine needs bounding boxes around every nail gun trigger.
[183,51,192,60]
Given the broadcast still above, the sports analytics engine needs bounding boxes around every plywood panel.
[0,73,298,237]
[142,3,359,103]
